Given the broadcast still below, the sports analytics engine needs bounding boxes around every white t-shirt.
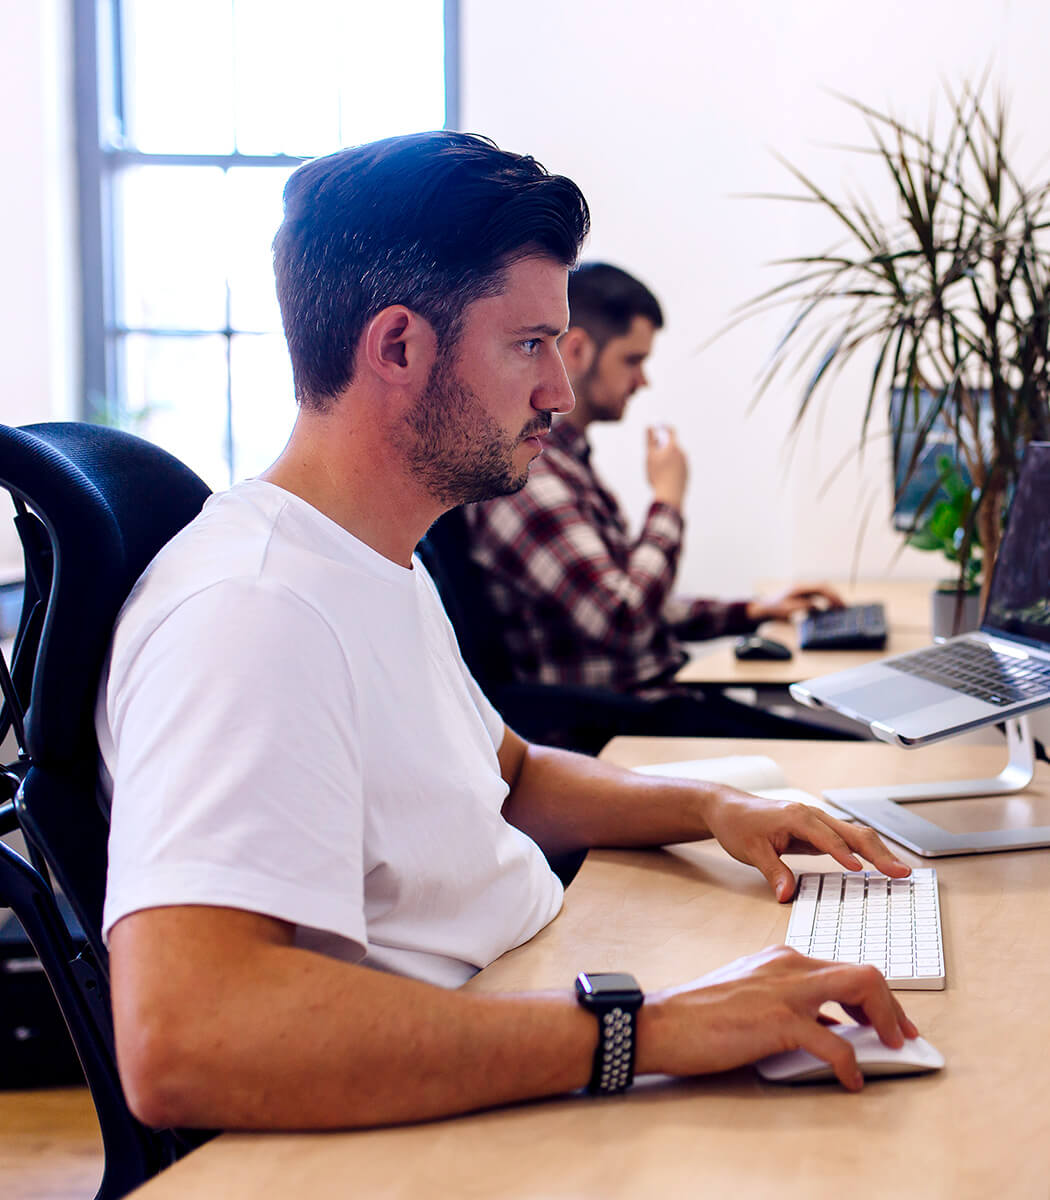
[97,479,563,988]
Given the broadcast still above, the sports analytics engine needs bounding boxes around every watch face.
[576,972,641,999]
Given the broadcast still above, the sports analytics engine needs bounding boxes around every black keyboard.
[888,640,1050,706]
[798,603,888,651]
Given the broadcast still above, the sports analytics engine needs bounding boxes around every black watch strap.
[575,971,644,1094]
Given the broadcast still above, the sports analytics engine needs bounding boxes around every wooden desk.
[128,739,1050,1200]
[677,578,933,686]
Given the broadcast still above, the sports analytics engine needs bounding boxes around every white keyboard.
[785,869,945,990]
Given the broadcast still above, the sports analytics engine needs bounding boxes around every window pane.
[118,166,228,331]
[121,334,231,488]
[232,0,341,156]
[230,335,296,481]
[233,0,445,155]
[122,0,235,153]
[226,166,295,331]
[338,0,445,145]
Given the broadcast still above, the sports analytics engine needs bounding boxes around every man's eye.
[522,338,542,354]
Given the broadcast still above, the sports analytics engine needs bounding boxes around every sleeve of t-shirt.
[102,577,367,957]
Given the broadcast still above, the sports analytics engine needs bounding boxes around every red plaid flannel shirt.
[463,421,757,692]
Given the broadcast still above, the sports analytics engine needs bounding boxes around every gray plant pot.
[930,587,980,640]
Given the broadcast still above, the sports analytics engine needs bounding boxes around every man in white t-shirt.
[101,131,919,1133]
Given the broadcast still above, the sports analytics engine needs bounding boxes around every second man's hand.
[746,584,846,623]
[697,785,912,902]
[646,424,688,510]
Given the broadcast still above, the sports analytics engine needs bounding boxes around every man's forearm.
[498,731,716,856]
[111,906,598,1130]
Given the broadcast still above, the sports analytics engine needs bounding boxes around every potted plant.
[734,78,1050,612]
[904,454,982,637]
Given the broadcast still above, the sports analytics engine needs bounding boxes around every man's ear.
[360,305,437,386]
[558,326,597,378]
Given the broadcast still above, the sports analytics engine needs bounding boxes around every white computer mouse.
[755,1022,945,1084]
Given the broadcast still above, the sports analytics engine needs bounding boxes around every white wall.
[0,0,77,572]
[460,0,1049,597]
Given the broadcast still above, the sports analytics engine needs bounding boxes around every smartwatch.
[574,971,644,1094]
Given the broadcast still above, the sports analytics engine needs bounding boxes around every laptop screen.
[982,441,1050,650]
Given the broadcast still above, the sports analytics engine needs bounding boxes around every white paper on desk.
[633,756,853,821]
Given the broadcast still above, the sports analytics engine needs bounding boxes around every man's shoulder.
[116,545,313,663]
[128,484,282,601]
[113,482,355,653]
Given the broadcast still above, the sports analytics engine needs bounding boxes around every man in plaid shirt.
[464,264,842,730]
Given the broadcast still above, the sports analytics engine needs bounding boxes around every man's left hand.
[699,787,911,902]
[746,584,845,623]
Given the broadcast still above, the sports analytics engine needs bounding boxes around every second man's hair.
[567,262,663,349]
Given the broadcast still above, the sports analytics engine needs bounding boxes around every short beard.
[398,351,547,507]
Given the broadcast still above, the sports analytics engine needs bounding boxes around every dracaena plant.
[732,78,1050,608]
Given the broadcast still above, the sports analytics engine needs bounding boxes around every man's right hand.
[635,946,918,1091]
[646,424,689,510]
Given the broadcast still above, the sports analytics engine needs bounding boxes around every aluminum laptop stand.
[824,713,1050,856]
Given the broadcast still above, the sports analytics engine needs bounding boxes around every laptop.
[791,441,1050,746]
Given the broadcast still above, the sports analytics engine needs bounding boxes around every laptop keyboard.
[798,603,888,651]
[888,639,1050,706]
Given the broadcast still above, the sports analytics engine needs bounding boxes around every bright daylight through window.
[79,0,451,488]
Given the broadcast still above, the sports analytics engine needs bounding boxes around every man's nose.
[534,350,576,414]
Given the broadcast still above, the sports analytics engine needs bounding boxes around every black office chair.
[0,421,213,1200]
[417,508,669,756]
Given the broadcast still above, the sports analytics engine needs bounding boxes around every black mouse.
[733,634,793,661]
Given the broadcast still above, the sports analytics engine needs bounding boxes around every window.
[75,0,457,488]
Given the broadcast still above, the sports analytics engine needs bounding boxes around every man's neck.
[261,404,443,568]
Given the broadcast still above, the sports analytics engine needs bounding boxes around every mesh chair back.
[0,423,210,967]
[0,423,211,1200]
[2,422,211,772]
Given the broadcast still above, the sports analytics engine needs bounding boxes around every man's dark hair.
[273,130,590,410]
[567,262,664,349]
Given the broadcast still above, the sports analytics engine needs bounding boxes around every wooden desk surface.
[677,578,934,685]
[129,738,1050,1200]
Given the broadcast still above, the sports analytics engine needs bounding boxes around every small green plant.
[904,455,982,589]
